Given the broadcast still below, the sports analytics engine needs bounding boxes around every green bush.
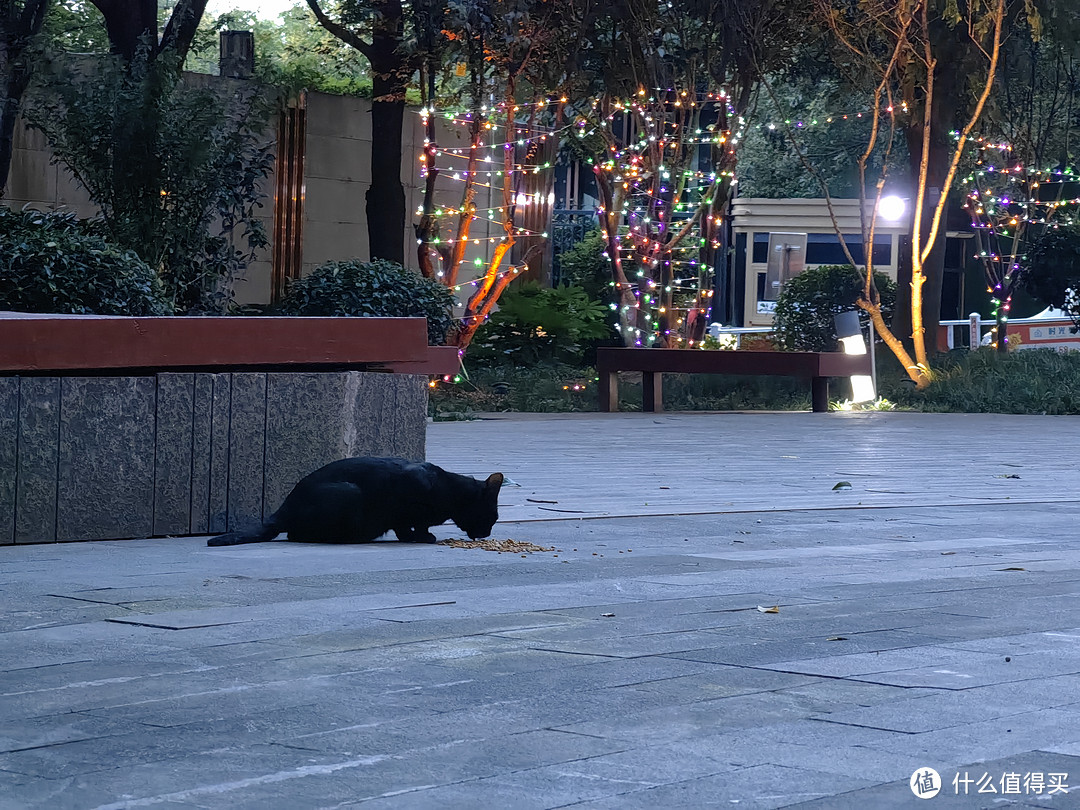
[880,348,1080,414]
[0,207,172,315]
[772,264,896,351]
[277,259,455,344]
[469,281,614,365]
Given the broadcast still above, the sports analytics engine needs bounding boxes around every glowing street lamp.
[834,310,875,403]
[879,195,907,222]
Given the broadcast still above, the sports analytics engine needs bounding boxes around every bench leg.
[811,376,829,412]
[598,370,618,412]
[642,371,663,412]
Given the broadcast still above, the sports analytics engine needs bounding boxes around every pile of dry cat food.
[441,538,556,554]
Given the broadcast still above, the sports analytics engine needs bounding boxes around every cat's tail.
[207,518,282,547]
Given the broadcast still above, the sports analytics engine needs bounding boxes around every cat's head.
[455,472,504,539]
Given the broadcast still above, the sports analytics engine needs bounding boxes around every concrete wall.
[2,79,499,308]
[0,371,427,544]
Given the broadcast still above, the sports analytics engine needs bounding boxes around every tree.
[26,0,272,312]
[962,14,1080,349]
[784,0,1010,388]
[568,0,799,347]
[28,56,273,311]
[304,0,417,265]
[88,0,208,65]
[0,0,50,196]
[414,0,578,352]
[1025,223,1080,329]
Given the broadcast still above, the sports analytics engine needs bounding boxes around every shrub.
[27,53,273,314]
[277,259,455,344]
[0,207,172,315]
[772,264,896,352]
[469,281,613,365]
[880,348,1080,414]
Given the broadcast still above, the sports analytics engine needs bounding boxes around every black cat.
[207,457,504,547]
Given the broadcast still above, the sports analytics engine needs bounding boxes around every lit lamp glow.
[879,195,906,222]
[834,310,875,403]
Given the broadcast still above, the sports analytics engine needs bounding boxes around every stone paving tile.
[552,688,840,746]
[863,708,1080,765]
[812,689,1052,734]
[544,763,875,810]
[1,413,1080,808]
[666,630,948,668]
[786,750,1080,808]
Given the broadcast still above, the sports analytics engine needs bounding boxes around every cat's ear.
[485,472,504,491]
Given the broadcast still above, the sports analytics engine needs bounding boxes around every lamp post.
[834,310,875,403]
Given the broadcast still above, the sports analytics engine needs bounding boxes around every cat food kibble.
[442,538,555,554]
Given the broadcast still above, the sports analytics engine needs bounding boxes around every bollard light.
[834,310,875,403]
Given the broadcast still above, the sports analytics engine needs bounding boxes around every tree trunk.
[0,86,23,198]
[903,126,951,355]
[0,0,50,198]
[367,71,406,265]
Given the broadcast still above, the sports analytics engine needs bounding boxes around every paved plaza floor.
[3,411,1080,809]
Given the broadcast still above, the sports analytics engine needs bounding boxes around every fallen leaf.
[832,481,852,491]
[756,605,780,614]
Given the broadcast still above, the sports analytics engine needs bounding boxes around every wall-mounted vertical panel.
[57,377,155,542]
[153,374,195,536]
[263,372,349,520]
[207,374,231,534]
[0,377,18,544]
[226,373,266,532]
[391,374,427,462]
[15,378,59,543]
[347,373,426,462]
[190,374,214,535]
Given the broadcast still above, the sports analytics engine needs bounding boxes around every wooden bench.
[596,347,872,413]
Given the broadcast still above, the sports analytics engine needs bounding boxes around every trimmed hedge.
[0,207,171,315]
[278,259,454,345]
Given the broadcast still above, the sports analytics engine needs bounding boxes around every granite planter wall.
[0,371,427,544]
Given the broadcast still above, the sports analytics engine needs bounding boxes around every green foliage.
[738,78,911,199]
[557,229,622,302]
[430,364,598,416]
[277,259,455,344]
[880,348,1080,414]
[470,281,614,365]
[773,264,896,352]
[26,51,273,314]
[428,362,812,416]
[0,206,172,315]
[1025,224,1080,328]
[188,7,373,97]
[42,0,110,55]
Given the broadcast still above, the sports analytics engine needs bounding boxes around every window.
[753,232,891,266]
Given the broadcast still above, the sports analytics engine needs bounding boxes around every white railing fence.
[709,314,1069,351]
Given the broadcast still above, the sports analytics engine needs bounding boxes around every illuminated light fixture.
[834,311,875,404]
[879,195,907,222]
